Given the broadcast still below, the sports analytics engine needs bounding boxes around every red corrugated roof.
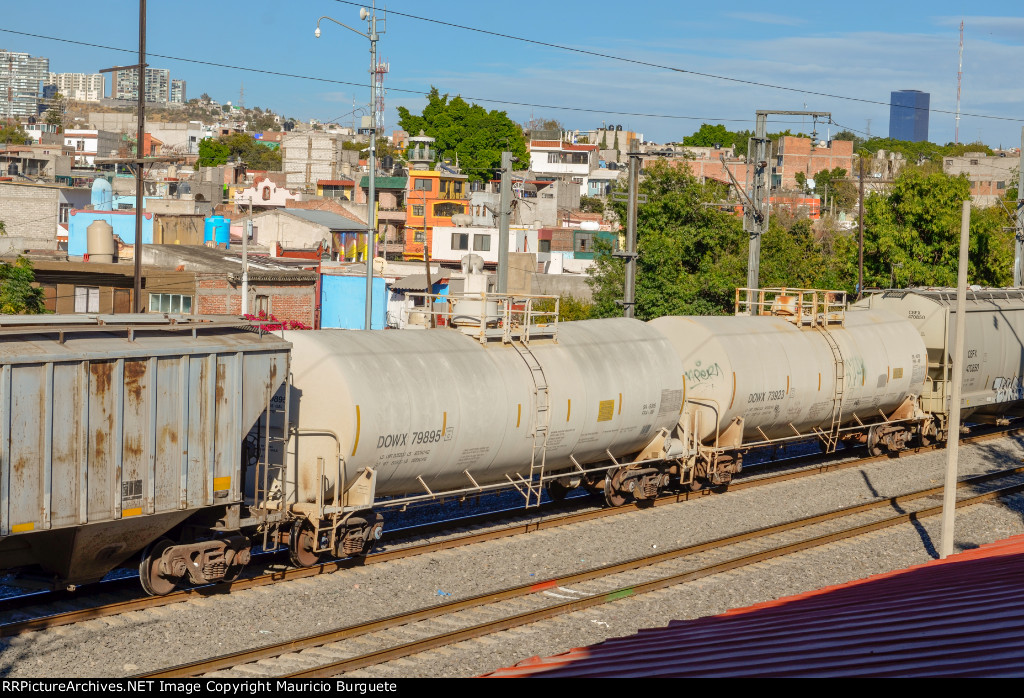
[483,533,1024,678]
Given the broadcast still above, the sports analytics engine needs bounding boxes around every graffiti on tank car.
[993,376,1023,403]
[684,360,722,386]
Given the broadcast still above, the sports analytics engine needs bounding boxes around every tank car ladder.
[252,373,291,552]
[816,328,845,453]
[510,341,551,508]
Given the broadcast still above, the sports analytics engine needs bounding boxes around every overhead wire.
[329,1,1024,124]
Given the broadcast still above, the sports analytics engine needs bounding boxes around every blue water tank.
[91,178,112,211]
[204,215,231,248]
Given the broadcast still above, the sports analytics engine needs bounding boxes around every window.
[997,181,1006,189]
[254,295,270,316]
[59,203,71,224]
[473,234,491,252]
[149,293,193,314]
[413,178,431,191]
[76,139,85,151]
[970,159,979,165]
[434,202,465,218]
[414,231,425,243]
[547,152,560,164]
[74,286,100,313]
[453,182,463,194]
[571,177,584,184]
[412,205,424,217]
[575,233,594,253]
[451,232,469,251]
[261,186,272,201]
[539,239,551,253]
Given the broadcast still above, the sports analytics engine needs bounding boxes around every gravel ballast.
[3,435,1024,678]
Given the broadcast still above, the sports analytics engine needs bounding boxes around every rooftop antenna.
[955,19,963,144]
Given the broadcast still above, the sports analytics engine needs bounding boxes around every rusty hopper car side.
[0,316,290,591]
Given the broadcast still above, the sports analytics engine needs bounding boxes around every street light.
[315,5,384,331]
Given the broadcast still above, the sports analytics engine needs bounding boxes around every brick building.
[943,152,1021,207]
[773,137,855,190]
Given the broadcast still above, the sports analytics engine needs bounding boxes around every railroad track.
[142,464,1024,678]
[3,424,1021,638]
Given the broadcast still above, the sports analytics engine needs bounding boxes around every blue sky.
[3,1,1023,147]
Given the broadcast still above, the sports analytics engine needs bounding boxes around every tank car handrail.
[735,287,846,328]
[400,291,560,344]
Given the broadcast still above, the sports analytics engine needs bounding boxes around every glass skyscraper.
[889,90,930,142]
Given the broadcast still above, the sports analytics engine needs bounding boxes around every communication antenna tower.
[373,58,389,133]
[955,20,963,144]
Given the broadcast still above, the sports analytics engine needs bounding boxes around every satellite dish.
[806,178,816,190]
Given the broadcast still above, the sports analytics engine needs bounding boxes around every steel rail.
[3,424,1020,637]
[142,465,1024,678]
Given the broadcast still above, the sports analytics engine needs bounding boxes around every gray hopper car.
[0,316,289,593]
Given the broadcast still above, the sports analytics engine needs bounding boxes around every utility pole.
[497,150,512,293]
[1015,127,1024,286]
[612,140,644,317]
[243,199,251,315]
[134,0,146,312]
[858,156,865,299]
[940,200,971,559]
[745,110,831,290]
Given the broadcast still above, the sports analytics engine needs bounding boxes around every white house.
[431,225,539,265]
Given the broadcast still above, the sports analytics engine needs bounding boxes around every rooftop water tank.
[86,220,116,263]
[91,178,112,211]
[204,215,231,248]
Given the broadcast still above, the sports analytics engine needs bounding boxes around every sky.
[2,1,1023,148]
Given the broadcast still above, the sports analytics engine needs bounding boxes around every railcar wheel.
[139,538,179,596]
[288,523,322,568]
[603,470,630,507]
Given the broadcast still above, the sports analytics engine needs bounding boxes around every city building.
[0,50,49,118]
[63,129,121,166]
[112,67,171,103]
[48,72,105,102]
[528,139,599,197]
[170,79,186,104]
[943,151,1021,207]
[889,90,930,142]
[772,136,855,191]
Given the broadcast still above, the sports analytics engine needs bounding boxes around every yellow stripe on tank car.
[729,372,737,410]
[618,393,622,415]
[352,405,361,456]
[442,411,447,433]
[567,399,572,422]
[122,507,142,518]
[11,522,34,533]
[680,374,687,413]
[786,376,790,394]
[818,373,821,391]
[517,403,522,428]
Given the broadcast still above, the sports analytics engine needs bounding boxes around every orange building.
[404,169,469,259]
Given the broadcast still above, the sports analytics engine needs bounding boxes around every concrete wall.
[251,210,330,250]
[0,182,59,247]
[282,132,353,193]
[153,214,206,245]
[320,275,387,330]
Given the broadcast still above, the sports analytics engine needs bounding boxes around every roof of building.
[269,208,368,231]
[529,140,598,152]
[318,179,355,187]
[483,533,1024,678]
[391,273,448,291]
[142,244,316,279]
[359,175,407,189]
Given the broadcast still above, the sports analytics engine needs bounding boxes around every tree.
[397,87,528,182]
[682,123,735,148]
[248,113,277,132]
[589,161,748,319]
[197,137,230,167]
[578,195,604,213]
[0,123,27,145]
[198,134,282,171]
[0,257,47,314]
[44,93,66,132]
[861,167,1010,288]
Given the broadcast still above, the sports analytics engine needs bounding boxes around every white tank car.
[282,318,685,503]
[648,308,927,444]
[855,288,1024,422]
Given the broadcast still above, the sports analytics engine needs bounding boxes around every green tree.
[0,123,28,145]
[682,123,736,148]
[862,167,1010,288]
[0,257,47,314]
[197,137,230,166]
[397,88,528,182]
[578,195,604,213]
[589,161,748,319]
[248,113,277,132]
[533,295,595,322]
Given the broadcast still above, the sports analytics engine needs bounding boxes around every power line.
[4,26,1022,127]
[329,0,1024,125]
